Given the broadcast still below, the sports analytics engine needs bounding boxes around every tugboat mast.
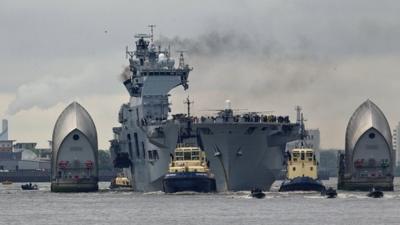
[295,106,307,147]
[184,96,193,118]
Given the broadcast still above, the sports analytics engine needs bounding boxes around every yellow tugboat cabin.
[287,148,318,180]
[169,144,209,173]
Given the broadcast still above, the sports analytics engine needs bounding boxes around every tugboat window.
[369,133,375,139]
[73,134,80,141]
[184,152,191,160]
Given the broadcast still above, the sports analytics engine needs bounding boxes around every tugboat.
[110,173,132,190]
[21,183,38,190]
[279,111,326,192]
[163,144,216,193]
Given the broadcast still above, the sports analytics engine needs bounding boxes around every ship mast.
[148,24,156,42]
[177,51,186,68]
[295,105,302,124]
[184,96,194,118]
[295,106,307,147]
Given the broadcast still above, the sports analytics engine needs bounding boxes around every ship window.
[142,142,146,159]
[175,151,183,161]
[184,152,191,160]
[134,133,140,158]
[192,151,200,160]
[369,133,375,139]
[127,134,134,159]
[301,152,305,160]
[293,167,296,171]
[310,167,313,171]
[73,134,80,141]
[153,150,159,160]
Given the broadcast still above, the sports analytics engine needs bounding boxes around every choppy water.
[1,178,400,225]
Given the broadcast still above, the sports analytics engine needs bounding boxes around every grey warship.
[110,26,300,192]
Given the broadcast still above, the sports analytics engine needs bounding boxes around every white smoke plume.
[6,63,123,115]
[7,76,81,115]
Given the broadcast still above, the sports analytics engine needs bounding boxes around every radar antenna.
[299,112,309,147]
[134,33,151,39]
[125,46,134,59]
[148,24,156,42]
[177,50,186,68]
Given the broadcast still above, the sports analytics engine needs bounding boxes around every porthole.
[73,134,80,141]
[369,133,375,139]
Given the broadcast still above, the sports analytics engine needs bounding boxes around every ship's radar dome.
[225,100,232,110]
[158,53,167,62]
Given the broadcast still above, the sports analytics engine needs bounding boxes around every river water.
[1,178,400,225]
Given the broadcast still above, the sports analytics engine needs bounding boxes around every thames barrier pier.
[51,102,99,192]
[338,100,394,191]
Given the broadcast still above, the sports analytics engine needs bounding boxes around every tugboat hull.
[163,173,216,193]
[279,177,325,192]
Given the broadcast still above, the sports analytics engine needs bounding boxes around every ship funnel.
[225,100,232,110]
[0,119,8,140]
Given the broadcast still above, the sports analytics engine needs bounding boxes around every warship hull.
[120,122,179,192]
[196,123,299,191]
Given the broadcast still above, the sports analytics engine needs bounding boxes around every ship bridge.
[120,27,192,126]
[124,32,191,98]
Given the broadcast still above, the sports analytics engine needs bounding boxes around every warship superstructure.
[110,26,191,191]
[110,26,300,192]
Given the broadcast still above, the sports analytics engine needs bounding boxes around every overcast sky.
[1,0,400,149]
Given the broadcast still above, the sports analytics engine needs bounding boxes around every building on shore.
[338,100,394,191]
[0,120,50,171]
[0,119,8,141]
